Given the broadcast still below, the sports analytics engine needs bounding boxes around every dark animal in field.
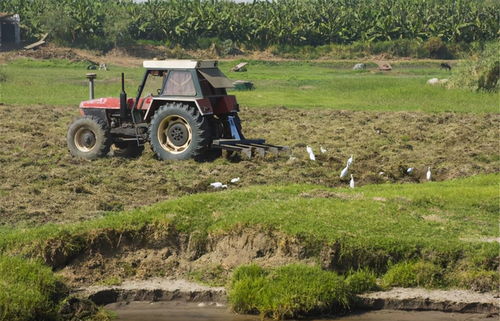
[440,63,452,71]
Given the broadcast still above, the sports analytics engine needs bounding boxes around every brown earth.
[0,104,498,226]
[55,226,313,287]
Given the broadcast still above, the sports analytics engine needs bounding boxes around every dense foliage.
[1,0,498,50]
[448,42,500,91]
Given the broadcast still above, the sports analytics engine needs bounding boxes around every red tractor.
[67,60,286,160]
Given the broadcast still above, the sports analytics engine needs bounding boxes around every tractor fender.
[144,97,213,120]
[80,108,108,125]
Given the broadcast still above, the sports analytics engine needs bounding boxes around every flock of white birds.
[210,146,433,190]
[305,146,432,189]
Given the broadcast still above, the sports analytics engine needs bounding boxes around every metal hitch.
[212,139,289,158]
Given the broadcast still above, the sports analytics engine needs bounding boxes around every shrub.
[424,37,453,59]
[382,261,443,288]
[448,269,499,292]
[345,269,379,294]
[448,41,500,92]
[229,264,350,320]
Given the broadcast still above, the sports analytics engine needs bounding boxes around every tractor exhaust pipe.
[120,72,127,120]
[85,73,97,100]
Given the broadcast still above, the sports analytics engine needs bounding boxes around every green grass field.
[1,58,497,113]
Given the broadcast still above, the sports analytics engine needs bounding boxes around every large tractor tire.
[113,141,144,158]
[67,116,111,160]
[149,103,211,160]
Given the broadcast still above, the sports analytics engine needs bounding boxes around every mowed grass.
[1,174,498,270]
[0,58,498,113]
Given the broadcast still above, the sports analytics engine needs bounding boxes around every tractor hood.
[80,97,122,109]
[79,97,143,109]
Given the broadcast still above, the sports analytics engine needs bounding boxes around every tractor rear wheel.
[67,116,111,160]
[149,103,210,160]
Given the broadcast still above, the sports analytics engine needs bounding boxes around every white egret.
[347,155,354,167]
[210,182,227,189]
[340,166,349,178]
[230,177,240,183]
[426,167,432,181]
[407,167,414,174]
[349,175,355,188]
[306,146,316,161]
[320,146,327,154]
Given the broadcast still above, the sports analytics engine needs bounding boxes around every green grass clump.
[229,264,350,320]
[448,269,499,292]
[382,261,443,288]
[0,255,64,321]
[345,269,379,294]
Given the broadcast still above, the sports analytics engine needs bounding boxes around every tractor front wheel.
[67,116,111,160]
[149,103,210,160]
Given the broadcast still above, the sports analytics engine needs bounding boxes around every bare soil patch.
[0,105,498,226]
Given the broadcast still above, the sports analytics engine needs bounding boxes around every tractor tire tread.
[67,115,111,160]
[149,103,210,160]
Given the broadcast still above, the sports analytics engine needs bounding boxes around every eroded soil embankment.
[1,104,498,226]
[30,225,497,314]
[53,226,318,287]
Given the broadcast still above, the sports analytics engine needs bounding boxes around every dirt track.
[0,104,498,226]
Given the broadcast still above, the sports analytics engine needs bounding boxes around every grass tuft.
[229,264,350,320]
[0,255,65,321]
[345,269,379,294]
[382,261,443,288]
[448,269,500,293]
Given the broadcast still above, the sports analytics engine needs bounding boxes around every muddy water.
[107,302,493,321]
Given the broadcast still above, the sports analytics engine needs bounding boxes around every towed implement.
[67,60,287,160]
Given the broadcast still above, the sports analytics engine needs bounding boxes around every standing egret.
[210,182,227,189]
[306,146,316,161]
[349,175,355,188]
[320,146,327,154]
[340,166,349,178]
[347,155,354,167]
[426,167,432,181]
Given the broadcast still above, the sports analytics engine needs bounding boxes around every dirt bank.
[1,104,498,226]
[55,227,314,287]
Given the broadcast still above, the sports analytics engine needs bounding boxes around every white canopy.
[143,60,217,69]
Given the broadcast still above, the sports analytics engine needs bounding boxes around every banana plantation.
[1,0,498,49]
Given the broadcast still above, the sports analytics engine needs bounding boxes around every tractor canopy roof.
[142,60,233,88]
[143,60,217,70]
